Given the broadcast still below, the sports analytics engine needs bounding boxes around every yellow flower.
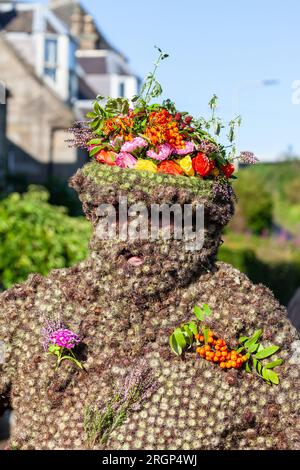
[135,159,157,173]
[211,168,220,177]
[178,155,195,176]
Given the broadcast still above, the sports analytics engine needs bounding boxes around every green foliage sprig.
[132,46,169,106]
[48,344,84,371]
[169,304,212,356]
[237,329,283,385]
[84,393,127,448]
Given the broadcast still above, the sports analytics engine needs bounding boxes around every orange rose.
[95,150,117,166]
[192,152,215,177]
[222,163,235,178]
[157,160,184,176]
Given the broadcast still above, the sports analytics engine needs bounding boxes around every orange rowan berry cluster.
[103,116,134,139]
[166,121,185,148]
[195,331,247,369]
[145,110,185,148]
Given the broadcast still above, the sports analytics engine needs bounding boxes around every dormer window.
[44,37,58,82]
[119,82,125,98]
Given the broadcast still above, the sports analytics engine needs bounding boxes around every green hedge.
[219,245,300,306]
[0,186,91,289]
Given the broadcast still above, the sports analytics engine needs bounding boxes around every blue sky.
[44,0,300,160]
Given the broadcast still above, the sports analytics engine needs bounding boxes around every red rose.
[157,160,184,176]
[192,152,214,177]
[94,150,117,166]
[222,163,235,178]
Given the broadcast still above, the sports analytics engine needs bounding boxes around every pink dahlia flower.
[48,329,80,350]
[146,144,173,161]
[116,152,137,169]
[173,141,195,156]
[121,137,148,153]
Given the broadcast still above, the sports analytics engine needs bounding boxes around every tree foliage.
[234,173,273,234]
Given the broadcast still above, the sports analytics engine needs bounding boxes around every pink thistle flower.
[121,137,148,153]
[239,151,259,164]
[48,329,80,350]
[146,143,173,161]
[116,152,137,169]
[173,141,195,156]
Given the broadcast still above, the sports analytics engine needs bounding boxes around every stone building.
[0,0,139,184]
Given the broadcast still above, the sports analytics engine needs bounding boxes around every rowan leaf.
[254,346,280,360]
[188,322,198,336]
[264,359,283,369]
[169,333,182,356]
[194,305,204,321]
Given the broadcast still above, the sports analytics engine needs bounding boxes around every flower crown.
[70,48,257,180]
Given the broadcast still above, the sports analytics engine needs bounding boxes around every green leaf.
[106,98,129,115]
[236,346,244,354]
[174,328,187,350]
[264,359,283,369]
[254,346,280,360]
[89,146,102,156]
[170,333,182,356]
[203,326,210,345]
[188,322,198,336]
[262,368,279,385]
[252,358,263,376]
[90,118,102,129]
[48,344,61,356]
[182,325,193,346]
[150,81,163,98]
[209,94,218,110]
[247,343,259,354]
[86,112,97,119]
[202,304,212,317]
[238,336,249,344]
[245,361,252,373]
[244,329,263,349]
[194,305,204,321]
[87,139,103,146]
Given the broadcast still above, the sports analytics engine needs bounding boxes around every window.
[44,38,58,82]
[119,82,125,97]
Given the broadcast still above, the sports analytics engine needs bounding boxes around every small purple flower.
[48,329,80,350]
[121,137,148,153]
[67,122,95,149]
[41,318,63,351]
[146,143,173,161]
[239,151,259,165]
[115,152,137,169]
[173,141,195,156]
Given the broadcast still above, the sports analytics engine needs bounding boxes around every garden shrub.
[0,186,91,289]
[233,173,273,234]
[219,245,300,305]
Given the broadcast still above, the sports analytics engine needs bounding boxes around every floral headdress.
[69,47,257,180]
